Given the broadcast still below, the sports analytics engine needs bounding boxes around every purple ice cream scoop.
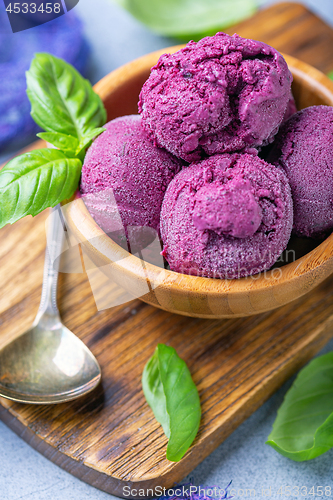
[160,153,293,279]
[268,105,333,239]
[80,115,182,249]
[139,32,292,162]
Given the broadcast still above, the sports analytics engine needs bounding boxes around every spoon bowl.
[0,322,101,404]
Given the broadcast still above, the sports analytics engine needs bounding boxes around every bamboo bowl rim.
[69,49,333,299]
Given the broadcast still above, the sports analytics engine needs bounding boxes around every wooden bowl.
[65,48,333,319]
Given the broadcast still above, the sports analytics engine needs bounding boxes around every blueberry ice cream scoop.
[139,32,292,162]
[160,153,293,279]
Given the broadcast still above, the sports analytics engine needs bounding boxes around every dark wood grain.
[1,3,333,498]
[70,53,333,320]
[225,2,333,74]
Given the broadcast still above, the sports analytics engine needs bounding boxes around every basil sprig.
[0,53,106,229]
[0,149,82,227]
[114,0,257,39]
[142,344,201,462]
[267,352,333,461]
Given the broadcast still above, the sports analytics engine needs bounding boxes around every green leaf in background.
[114,0,257,38]
[266,352,333,461]
[0,149,82,228]
[26,53,107,141]
[142,343,201,462]
[328,70,333,82]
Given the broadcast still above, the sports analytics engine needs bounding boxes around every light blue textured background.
[1,0,333,498]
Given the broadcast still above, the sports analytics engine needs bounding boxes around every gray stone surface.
[1,0,333,498]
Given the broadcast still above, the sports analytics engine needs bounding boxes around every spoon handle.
[36,205,65,320]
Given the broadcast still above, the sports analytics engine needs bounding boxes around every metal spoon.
[0,206,101,404]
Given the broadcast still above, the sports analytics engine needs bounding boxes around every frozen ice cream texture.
[160,153,293,279]
[80,115,182,245]
[192,177,262,239]
[139,32,292,162]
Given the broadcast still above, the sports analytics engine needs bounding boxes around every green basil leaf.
[266,352,333,461]
[142,343,201,462]
[0,149,81,228]
[26,53,107,140]
[37,132,79,154]
[328,70,333,82]
[114,0,257,38]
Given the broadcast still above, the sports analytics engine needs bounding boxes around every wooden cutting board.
[1,3,333,497]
